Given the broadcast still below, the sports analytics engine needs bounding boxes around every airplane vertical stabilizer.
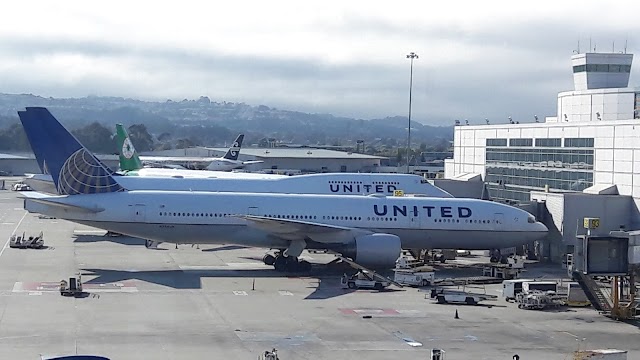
[222,134,244,161]
[115,123,144,171]
[18,107,125,195]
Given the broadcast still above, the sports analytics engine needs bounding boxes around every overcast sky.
[1,1,639,125]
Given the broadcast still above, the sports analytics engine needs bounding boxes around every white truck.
[429,287,496,305]
[394,269,435,287]
[394,257,435,287]
[502,279,535,301]
[341,271,391,291]
[503,279,557,301]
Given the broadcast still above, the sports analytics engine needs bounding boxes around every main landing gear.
[263,252,311,272]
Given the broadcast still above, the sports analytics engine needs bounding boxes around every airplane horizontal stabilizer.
[21,192,104,213]
[237,215,370,243]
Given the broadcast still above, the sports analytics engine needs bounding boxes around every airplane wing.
[237,215,371,243]
[21,192,105,213]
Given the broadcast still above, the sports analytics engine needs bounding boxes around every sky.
[1,1,639,125]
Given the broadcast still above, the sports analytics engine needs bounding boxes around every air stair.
[573,271,612,312]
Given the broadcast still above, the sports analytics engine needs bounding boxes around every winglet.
[18,107,125,195]
[222,134,244,161]
[115,123,143,171]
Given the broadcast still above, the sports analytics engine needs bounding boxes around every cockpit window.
[527,216,536,223]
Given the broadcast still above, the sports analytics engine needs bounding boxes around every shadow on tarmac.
[80,261,391,300]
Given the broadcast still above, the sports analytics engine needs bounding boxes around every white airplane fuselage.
[24,172,452,197]
[25,191,546,250]
[205,159,244,171]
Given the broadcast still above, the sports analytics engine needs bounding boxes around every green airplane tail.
[116,124,143,171]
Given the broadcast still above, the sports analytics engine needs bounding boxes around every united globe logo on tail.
[57,149,125,195]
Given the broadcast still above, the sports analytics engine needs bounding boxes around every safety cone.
[454,309,459,319]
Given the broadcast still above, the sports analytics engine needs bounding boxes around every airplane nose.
[535,222,548,233]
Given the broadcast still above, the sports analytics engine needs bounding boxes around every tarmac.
[0,185,638,359]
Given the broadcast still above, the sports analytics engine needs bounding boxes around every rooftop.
[201,147,386,160]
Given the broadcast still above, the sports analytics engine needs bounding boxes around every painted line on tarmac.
[0,211,28,258]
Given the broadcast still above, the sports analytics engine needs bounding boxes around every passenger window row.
[159,212,231,217]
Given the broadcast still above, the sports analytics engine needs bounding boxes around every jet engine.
[340,233,401,268]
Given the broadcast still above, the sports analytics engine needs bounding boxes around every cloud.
[0,0,639,124]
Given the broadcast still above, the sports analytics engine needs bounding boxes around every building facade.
[447,52,640,209]
[446,51,640,260]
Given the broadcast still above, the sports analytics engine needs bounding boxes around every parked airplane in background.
[115,123,282,179]
[22,109,453,198]
[19,107,547,272]
[132,132,263,171]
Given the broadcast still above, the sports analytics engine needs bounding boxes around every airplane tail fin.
[222,134,244,161]
[18,107,125,195]
[115,123,144,171]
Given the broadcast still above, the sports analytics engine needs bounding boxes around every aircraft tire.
[298,260,312,272]
[263,254,276,266]
[274,255,287,271]
[284,256,299,272]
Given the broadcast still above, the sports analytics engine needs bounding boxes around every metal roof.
[201,147,386,160]
[0,153,31,160]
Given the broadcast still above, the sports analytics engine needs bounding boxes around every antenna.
[577,40,580,54]
[624,38,628,54]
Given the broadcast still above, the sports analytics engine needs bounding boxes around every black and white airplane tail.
[222,134,244,161]
[18,107,125,195]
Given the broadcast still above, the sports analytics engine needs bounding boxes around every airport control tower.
[571,52,633,90]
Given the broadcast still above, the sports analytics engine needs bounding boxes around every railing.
[573,271,612,312]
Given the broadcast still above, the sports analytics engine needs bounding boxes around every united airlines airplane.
[22,109,453,198]
[19,107,547,272]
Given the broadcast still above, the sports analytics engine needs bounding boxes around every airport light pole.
[406,52,418,174]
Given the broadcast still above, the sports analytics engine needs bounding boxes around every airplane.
[115,123,282,178]
[131,132,263,171]
[19,107,548,272]
[21,109,453,199]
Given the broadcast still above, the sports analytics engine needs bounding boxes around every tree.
[127,124,154,152]
[71,122,115,154]
[175,137,200,149]
[0,123,31,151]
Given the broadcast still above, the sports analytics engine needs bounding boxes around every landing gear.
[262,254,276,266]
[489,249,501,263]
[145,240,161,249]
[489,249,509,264]
[267,252,311,272]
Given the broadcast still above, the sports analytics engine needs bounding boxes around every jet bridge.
[570,218,639,320]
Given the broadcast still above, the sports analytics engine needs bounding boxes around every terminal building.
[445,51,640,262]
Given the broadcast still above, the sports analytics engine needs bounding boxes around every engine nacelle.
[341,233,401,268]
